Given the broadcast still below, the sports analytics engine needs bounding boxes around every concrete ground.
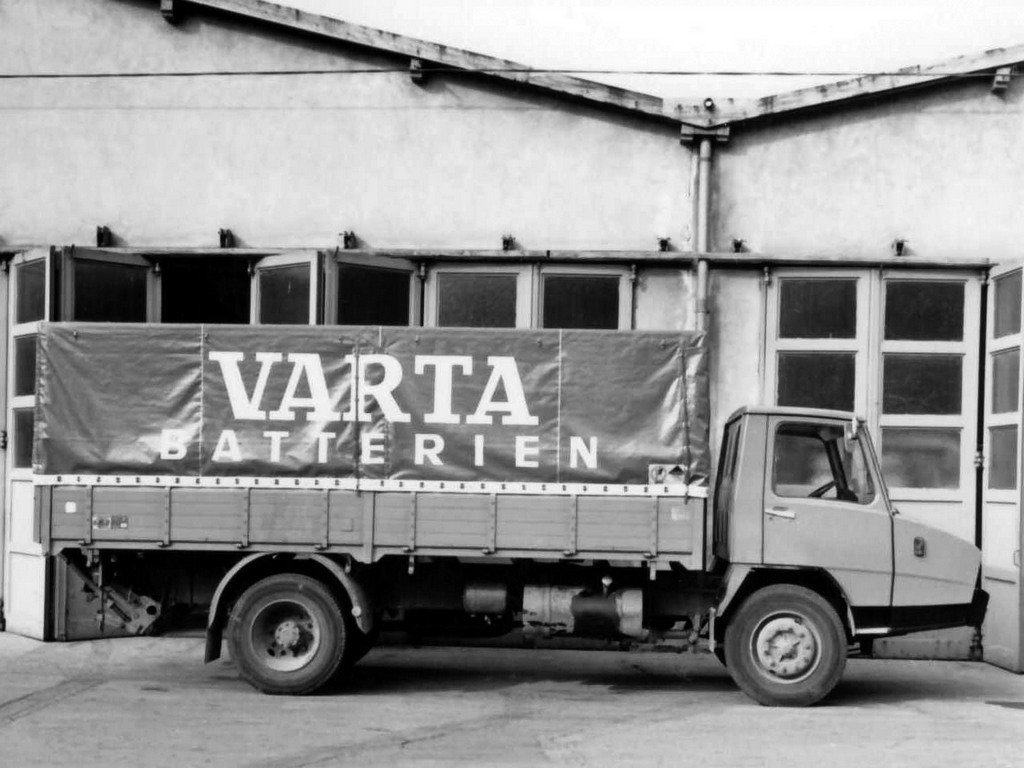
[1,634,1023,767]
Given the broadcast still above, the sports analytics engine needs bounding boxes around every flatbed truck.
[30,323,986,706]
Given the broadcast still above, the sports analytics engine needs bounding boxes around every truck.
[29,322,986,706]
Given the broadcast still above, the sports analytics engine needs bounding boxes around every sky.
[283,1,1024,98]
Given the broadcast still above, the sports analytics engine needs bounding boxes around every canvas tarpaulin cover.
[33,323,709,488]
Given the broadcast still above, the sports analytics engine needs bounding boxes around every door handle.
[914,536,927,558]
[766,506,796,520]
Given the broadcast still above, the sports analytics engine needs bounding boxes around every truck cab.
[711,407,986,705]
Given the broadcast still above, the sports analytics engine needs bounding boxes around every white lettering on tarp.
[415,434,444,465]
[264,431,289,463]
[316,432,336,464]
[515,435,539,468]
[208,352,539,428]
[473,434,484,466]
[415,355,472,425]
[569,436,598,469]
[342,354,411,424]
[268,354,342,422]
[361,432,387,464]
[208,351,281,420]
[466,356,539,426]
[159,429,189,460]
[212,429,241,462]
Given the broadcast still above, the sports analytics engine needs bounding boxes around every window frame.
[536,264,632,330]
[424,264,533,328]
[770,421,878,506]
[878,271,979,501]
[985,267,1022,504]
[59,247,159,323]
[250,251,320,325]
[766,269,871,414]
[325,251,420,327]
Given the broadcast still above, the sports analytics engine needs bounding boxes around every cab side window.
[772,423,875,504]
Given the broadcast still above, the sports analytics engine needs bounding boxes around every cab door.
[763,417,893,616]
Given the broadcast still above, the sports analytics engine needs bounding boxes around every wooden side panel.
[170,489,246,543]
[90,487,164,541]
[417,495,489,549]
[43,485,706,566]
[328,491,363,545]
[496,496,571,551]
[50,487,89,541]
[373,493,413,547]
[250,490,323,545]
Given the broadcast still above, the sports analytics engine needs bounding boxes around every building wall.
[0,0,691,251]
[713,78,1024,261]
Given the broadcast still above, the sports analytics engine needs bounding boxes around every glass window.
[989,425,1018,490]
[14,336,37,397]
[259,264,310,325]
[338,264,411,325]
[777,352,855,411]
[16,260,46,324]
[542,274,619,329]
[994,271,1022,338]
[437,273,517,328]
[881,427,961,489]
[778,279,856,339]
[161,257,250,324]
[882,354,962,414]
[772,423,875,504]
[13,408,34,469]
[992,348,1020,414]
[884,281,964,341]
[74,260,147,322]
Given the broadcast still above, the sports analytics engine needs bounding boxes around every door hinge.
[974,451,984,469]
[0,430,7,451]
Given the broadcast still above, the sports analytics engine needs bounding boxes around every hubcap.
[750,613,821,683]
[248,599,322,673]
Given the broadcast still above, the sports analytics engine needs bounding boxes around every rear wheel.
[723,584,846,707]
[227,573,347,695]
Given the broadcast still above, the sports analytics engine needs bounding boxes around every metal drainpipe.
[695,138,712,333]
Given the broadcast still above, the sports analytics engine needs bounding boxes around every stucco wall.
[713,78,1024,261]
[0,0,691,250]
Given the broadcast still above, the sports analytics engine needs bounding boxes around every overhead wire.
[0,67,1019,80]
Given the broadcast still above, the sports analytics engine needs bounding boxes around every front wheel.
[227,573,347,695]
[723,584,846,707]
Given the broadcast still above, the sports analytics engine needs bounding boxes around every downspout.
[695,137,712,333]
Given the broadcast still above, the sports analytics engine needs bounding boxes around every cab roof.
[726,406,861,423]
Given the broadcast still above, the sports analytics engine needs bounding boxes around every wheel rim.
[247,598,322,673]
[749,612,822,684]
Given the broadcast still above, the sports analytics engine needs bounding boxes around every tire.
[227,573,347,695]
[723,584,846,707]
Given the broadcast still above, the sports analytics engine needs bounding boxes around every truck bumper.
[888,588,989,635]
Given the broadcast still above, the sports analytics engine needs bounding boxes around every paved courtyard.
[1,633,1023,767]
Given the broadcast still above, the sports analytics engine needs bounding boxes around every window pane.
[882,428,960,489]
[779,279,856,339]
[882,354,962,414]
[772,423,874,503]
[989,425,1018,490]
[994,271,1022,338]
[14,335,36,397]
[16,260,46,324]
[338,264,410,325]
[13,408,34,469]
[161,257,250,324]
[777,352,855,411]
[74,260,147,322]
[992,348,1020,414]
[542,275,619,329]
[259,264,310,325]
[884,281,964,341]
[437,273,516,328]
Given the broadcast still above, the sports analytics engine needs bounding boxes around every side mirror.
[843,420,859,453]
